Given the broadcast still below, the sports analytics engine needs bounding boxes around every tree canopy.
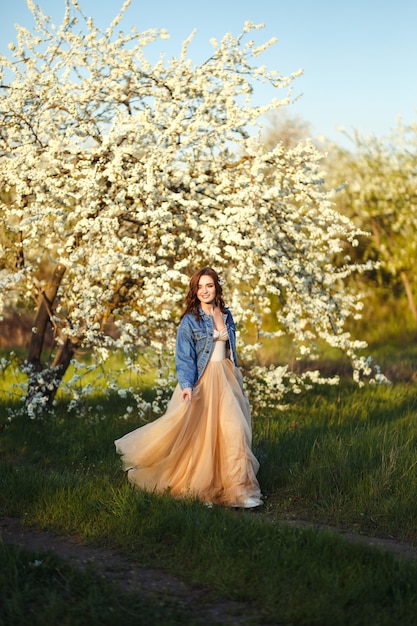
[327,123,417,324]
[0,0,384,418]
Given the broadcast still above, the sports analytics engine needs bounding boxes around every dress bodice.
[210,328,229,362]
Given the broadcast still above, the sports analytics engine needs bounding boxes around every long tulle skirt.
[114,359,262,508]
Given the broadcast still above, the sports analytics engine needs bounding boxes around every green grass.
[2,372,417,624]
[0,542,191,626]
[254,382,417,541]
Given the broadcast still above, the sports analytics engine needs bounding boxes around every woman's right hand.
[181,388,192,403]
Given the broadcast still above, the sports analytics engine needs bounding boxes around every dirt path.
[280,518,417,562]
[0,516,257,625]
[1,515,417,624]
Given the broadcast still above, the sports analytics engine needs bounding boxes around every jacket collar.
[198,306,227,320]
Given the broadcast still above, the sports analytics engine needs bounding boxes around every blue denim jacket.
[175,307,238,390]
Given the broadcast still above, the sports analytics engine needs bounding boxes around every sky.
[1,0,416,148]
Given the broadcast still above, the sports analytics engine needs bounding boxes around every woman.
[115,267,262,508]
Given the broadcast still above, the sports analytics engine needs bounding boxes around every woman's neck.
[200,303,216,316]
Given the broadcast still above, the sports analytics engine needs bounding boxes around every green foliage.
[324,123,417,323]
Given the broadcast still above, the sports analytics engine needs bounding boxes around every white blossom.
[0,1,384,417]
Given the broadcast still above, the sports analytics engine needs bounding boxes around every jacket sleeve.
[225,308,239,367]
[175,319,198,390]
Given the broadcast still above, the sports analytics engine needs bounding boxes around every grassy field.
[256,381,417,540]
[2,341,417,625]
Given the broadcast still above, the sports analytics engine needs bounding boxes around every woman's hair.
[181,267,226,319]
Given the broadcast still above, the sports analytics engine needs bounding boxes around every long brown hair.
[181,267,226,319]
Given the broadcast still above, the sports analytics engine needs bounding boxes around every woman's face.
[196,274,216,306]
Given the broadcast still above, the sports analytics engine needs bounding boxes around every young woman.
[115,267,262,508]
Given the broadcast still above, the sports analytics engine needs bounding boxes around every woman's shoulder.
[178,312,202,328]
[223,307,234,320]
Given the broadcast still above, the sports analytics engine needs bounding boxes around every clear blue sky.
[1,0,416,147]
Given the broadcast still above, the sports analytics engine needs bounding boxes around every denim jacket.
[175,307,238,390]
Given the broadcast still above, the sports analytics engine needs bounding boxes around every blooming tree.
[0,0,383,418]
[326,124,417,324]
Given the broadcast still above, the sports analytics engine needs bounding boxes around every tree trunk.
[26,263,70,413]
[399,270,417,325]
[27,263,66,370]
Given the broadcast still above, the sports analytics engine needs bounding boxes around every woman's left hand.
[181,387,192,403]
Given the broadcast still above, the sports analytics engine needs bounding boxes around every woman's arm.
[175,318,198,391]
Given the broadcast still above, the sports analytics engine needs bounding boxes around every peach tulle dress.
[115,328,263,508]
